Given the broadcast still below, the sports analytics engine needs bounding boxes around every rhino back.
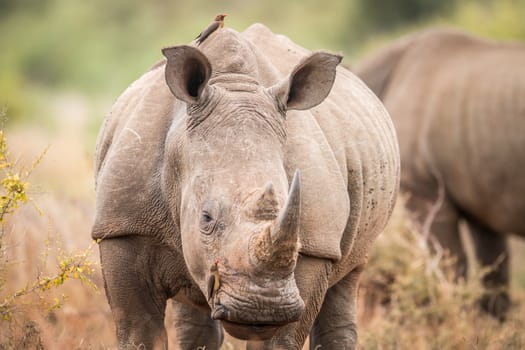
[383,29,525,234]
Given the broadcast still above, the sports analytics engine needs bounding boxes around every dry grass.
[2,127,524,349]
[0,126,112,349]
[359,201,525,350]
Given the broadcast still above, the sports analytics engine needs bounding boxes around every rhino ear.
[162,45,212,104]
[269,52,342,111]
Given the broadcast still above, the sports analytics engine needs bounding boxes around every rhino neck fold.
[209,73,261,92]
[186,87,222,131]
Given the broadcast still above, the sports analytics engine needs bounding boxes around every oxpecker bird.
[195,14,227,46]
[207,259,221,304]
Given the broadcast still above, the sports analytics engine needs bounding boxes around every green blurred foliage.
[0,0,524,126]
[448,0,525,39]
[348,0,456,42]
[360,0,456,28]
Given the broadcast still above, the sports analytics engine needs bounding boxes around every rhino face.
[162,45,341,340]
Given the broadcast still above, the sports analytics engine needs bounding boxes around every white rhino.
[356,27,525,319]
[92,23,399,349]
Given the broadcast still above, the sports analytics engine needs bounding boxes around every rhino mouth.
[211,299,303,340]
[220,319,284,340]
[208,265,305,340]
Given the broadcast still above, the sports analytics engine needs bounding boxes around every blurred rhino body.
[92,23,399,349]
[357,28,525,319]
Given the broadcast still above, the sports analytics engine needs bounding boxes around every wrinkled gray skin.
[93,23,399,349]
[356,28,525,320]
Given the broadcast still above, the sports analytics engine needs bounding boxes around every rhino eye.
[200,211,216,235]
[202,211,213,223]
[200,200,219,235]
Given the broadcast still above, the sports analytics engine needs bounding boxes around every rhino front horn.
[271,169,301,246]
[252,170,301,272]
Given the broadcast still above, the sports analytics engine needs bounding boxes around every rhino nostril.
[211,305,229,320]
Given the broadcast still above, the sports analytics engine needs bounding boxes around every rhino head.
[161,42,341,340]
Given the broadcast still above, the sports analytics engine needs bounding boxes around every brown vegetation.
[2,126,524,349]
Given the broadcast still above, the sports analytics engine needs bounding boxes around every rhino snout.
[211,300,304,341]
[210,281,305,340]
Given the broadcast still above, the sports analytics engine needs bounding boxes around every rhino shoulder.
[93,65,180,241]
[95,65,167,180]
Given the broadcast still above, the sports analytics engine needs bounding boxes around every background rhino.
[356,28,525,319]
[92,23,399,349]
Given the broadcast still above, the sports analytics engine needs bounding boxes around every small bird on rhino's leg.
[195,14,227,46]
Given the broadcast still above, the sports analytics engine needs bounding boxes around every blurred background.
[1,0,525,348]
[2,0,525,132]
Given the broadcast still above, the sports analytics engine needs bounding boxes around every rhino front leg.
[246,256,331,350]
[467,219,510,320]
[99,236,172,350]
[309,264,364,350]
[171,300,224,349]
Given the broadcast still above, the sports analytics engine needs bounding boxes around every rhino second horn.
[252,182,279,220]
